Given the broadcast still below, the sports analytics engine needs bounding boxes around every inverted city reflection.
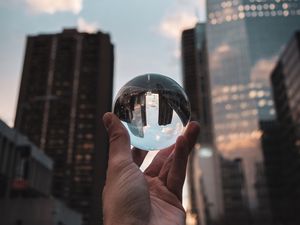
[114,74,191,151]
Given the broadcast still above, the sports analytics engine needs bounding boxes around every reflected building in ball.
[114,74,191,151]
[206,0,300,223]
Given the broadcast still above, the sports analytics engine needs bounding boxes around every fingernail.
[103,113,112,129]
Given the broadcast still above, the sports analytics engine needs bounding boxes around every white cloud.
[157,0,206,59]
[159,11,198,42]
[158,10,197,59]
[77,17,98,33]
[250,56,278,84]
[159,0,206,41]
[26,0,83,14]
[176,0,206,21]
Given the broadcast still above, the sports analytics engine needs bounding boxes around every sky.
[0,0,206,127]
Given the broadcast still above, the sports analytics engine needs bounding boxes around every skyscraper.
[182,23,214,146]
[266,30,300,224]
[182,23,223,225]
[220,158,250,225]
[15,29,114,225]
[206,0,300,222]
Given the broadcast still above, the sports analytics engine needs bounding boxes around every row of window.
[212,83,267,95]
[216,130,262,142]
[212,9,300,24]
[213,91,270,104]
[218,99,273,110]
[218,2,296,11]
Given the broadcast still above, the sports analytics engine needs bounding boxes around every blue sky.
[0,0,206,126]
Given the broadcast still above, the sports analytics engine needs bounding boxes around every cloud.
[159,11,198,42]
[158,10,197,59]
[25,0,83,14]
[250,56,278,84]
[175,0,206,21]
[77,17,98,33]
[159,0,206,42]
[157,0,206,59]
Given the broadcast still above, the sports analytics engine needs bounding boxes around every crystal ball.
[113,73,191,151]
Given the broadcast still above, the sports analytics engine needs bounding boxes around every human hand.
[102,112,199,225]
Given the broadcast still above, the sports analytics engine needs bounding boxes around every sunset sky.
[0,0,206,126]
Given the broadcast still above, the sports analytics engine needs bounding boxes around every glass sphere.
[113,73,191,151]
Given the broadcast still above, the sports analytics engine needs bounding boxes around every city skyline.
[0,0,206,126]
[1,1,300,225]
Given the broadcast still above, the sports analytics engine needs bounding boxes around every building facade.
[0,198,82,225]
[267,31,300,225]
[182,23,214,146]
[15,29,114,225]
[0,119,53,199]
[0,119,82,225]
[206,0,300,222]
[181,23,223,225]
[220,158,250,225]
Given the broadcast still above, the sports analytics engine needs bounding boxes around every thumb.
[103,112,132,166]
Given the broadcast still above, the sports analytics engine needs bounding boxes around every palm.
[102,113,199,225]
[147,177,186,225]
[122,144,187,225]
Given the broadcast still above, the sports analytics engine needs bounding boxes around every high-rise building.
[271,31,300,163]
[259,120,285,224]
[220,158,250,225]
[14,29,114,225]
[182,23,223,225]
[182,23,214,146]
[206,0,300,221]
[265,31,300,225]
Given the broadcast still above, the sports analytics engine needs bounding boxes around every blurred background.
[0,0,300,225]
